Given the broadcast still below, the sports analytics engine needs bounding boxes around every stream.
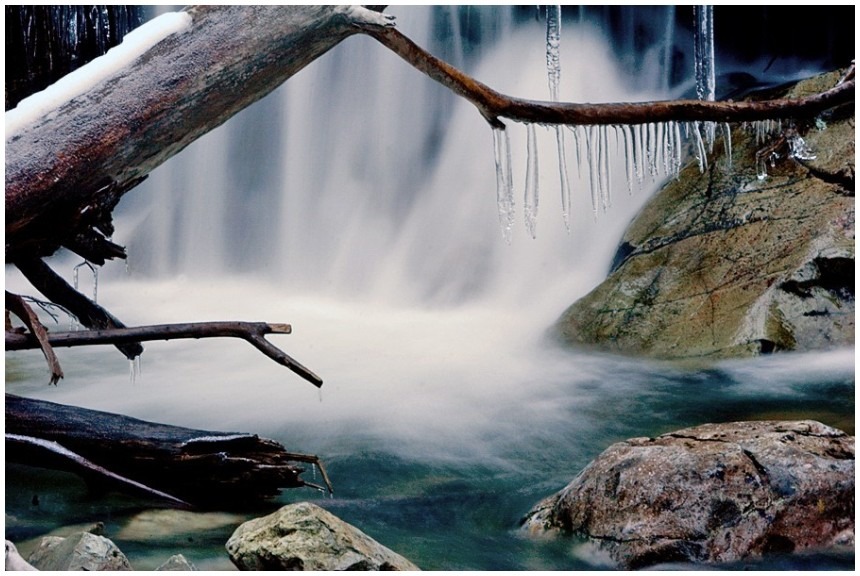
[5,6,854,571]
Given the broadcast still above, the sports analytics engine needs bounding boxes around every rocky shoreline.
[8,419,853,571]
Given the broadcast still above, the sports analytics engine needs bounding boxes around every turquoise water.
[6,331,854,570]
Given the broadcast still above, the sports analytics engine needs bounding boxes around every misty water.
[5,7,854,570]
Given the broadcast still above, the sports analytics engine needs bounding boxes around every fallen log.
[5,394,333,508]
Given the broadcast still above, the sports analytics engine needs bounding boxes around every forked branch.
[5,321,322,387]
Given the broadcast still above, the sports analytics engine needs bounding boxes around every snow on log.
[5,5,393,263]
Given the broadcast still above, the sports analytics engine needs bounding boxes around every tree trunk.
[5,5,390,264]
[6,394,331,507]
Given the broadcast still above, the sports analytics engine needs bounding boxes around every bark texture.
[5,6,382,264]
[5,394,328,507]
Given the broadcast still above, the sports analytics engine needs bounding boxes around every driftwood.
[6,394,333,507]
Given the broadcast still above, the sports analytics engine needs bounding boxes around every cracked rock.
[520,420,854,569]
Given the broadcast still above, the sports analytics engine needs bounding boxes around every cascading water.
[5,7,854,570]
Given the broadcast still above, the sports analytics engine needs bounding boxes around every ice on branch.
[545,5,572,232]
[493,127,515,244]
[524,124,540,239]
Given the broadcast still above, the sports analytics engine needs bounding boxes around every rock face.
[521,420,854,569]
[26,531,133,571]
[226,502,419,570]
[556,70,854,359]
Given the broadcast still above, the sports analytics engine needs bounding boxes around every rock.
[6,541,38,571]
[156,554,197,571]
[556,69,854,359]
[226,501,419,570]
[26,531,132,571]
[521,420,854,569]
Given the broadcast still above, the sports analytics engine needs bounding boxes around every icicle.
[672,121,683,179]
[545,5,562,102]
[544,5,570,232]
[492,127,515,244]
[634,124,646,185]
[585,125,600,217]
[568,125,583,175]
[722,122,733,172]
[691,122,708,173]
[621,124,635,194]
[599,125,611,211]
[756,154,769,181]
[524,124,540,239]
[788,133,816,161]
[646,123,659,178]
[555,128,572,232]
[129,357,138,385]
[694,6,716,103]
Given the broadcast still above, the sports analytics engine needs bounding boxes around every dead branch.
[14,257,143,360]
[6,433,191,507]
[5,292,63,384]
[367,26,855,128]
[5,321,323,387]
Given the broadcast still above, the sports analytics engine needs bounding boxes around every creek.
[5,6,854,570]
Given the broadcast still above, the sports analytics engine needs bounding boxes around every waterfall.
[116,6,683,310]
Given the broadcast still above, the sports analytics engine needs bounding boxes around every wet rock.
[156,554,197,571]
[6,541,37,571]
[521,420,854,569]
[556,69,854,359]
[226,501,419,570]
[26,531,132,571]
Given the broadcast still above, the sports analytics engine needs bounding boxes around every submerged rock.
[521,420,854,569]
[156,554,197,571]
[226,501,419,570]
[556,69,854,359]
[26,531,132,571]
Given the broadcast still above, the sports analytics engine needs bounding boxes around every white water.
[6,8,855,569]
[7,7,681,455]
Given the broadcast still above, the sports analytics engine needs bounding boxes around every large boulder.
[521,420,854,569]
[556,70,854,359]
[26,531,132,571]
[226,502,419,570]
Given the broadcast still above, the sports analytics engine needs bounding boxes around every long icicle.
[545,5,571,232]
[524,123,540,239]
[492,126,515,244]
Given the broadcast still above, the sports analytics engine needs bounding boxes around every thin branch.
[5,321,323,388]
[5,291,63,384]
[14,257,144,359]
[6,433,191,508]
[366,26,855,128]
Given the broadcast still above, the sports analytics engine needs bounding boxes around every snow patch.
[5,11,191,139]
